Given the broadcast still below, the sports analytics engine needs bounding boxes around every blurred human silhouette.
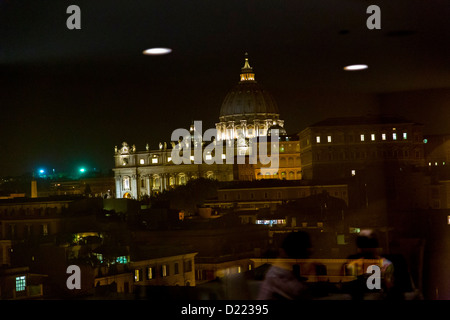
[344,229,394,299]
[257,231,313,300]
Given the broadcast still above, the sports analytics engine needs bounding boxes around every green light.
[79,168,86,173]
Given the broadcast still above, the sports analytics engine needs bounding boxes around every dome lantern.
[240,53,255,82]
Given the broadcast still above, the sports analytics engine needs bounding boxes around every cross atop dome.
[240,52,255,82]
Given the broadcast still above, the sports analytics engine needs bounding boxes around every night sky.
[1,0,450,177]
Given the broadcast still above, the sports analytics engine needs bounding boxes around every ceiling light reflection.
[343,64,368,71]
[143,48,172,55]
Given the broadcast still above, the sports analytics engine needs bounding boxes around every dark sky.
[1,0,450,177]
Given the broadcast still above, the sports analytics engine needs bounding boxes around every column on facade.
[115,176,122,199]
[149,174,154,196]
[227,121,235,140]
[168,173,174,188]
[240,120,247,138]
[216,123,222,141]
[146,174,151,196]
[163,173,168,191]
[264,119,272,136]
[158,173,163,192]
[222,123,227,140]
[131,174,138,199]
[254,120,260,137]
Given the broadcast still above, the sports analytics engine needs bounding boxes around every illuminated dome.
[216,53,284,141]
[219,54,280,121]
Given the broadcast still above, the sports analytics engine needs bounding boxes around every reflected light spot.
[343,64,368,71]
[143,48,172,55]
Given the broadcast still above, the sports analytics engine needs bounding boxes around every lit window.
[16,276,26,292]
[337,234,346,245]
[42,224,48,236]
[140,159,145,165]
[93,253,103,263]
[360,134,365,142]
[161,264,168,277]
[147,267,154,280]
[327,136,332,143]
[152,158,158,164]
[448,216,450,225]
[135,269,141,282]
[393,133,397,140]
[116,256,128,264]
[371,134,375,141]
[351,170,356,176]
[382,133,386,141]
[316,136,321,143]
[403,132,407,140]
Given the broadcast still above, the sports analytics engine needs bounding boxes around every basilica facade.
[113,55,301,200]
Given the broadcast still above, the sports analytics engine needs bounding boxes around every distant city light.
[143,48,172,55]
[343,64,368,71]
[423,139,428,144]
[39,169,45,174]
[79,168,86,173]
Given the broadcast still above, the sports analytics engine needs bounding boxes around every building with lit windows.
[299,115,426,181]
[424,134,450,170]
[113,55,301,200]
[0,198,72,241]
[206,181,348,212]
[131,252,197,288]
[0,266,46,299]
